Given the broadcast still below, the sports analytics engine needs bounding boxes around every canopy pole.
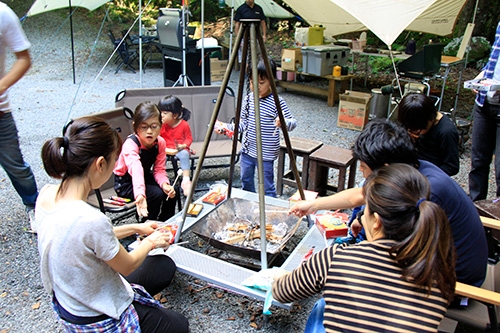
[69,0,76,84]
[139,0,143,87]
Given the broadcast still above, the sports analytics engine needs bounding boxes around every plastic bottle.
[333,65,341,77]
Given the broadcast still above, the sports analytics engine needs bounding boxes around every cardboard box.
[464,78,500,92]
[315,211,349,238]
[210,59,227,82]
[351,39,366,51]
[289,190,318,208]
[210,58,228,71]
[337,91,372,131]
[281,48,303,71]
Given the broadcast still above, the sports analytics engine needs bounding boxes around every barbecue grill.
[156,8,220,86]
[191,197,303,265]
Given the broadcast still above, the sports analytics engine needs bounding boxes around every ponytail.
[390,200,456,301]
[364,164,456,302]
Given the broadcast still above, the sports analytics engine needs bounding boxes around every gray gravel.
[0,8,495,333]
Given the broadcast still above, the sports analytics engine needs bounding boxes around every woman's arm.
[289,187,364,217]
[107,223,171,276]
[272,246,336,303]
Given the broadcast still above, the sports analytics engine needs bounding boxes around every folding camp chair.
[108,30,138,74]
[86,107,137,223]
[444,216,500,332]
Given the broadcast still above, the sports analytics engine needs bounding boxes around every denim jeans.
[0,112,38,208]
[175,149,190,171]
[469,102,500,200]
[240,152,277,197]
[304,298,326,333]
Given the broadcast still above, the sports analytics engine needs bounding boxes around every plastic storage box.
[301,45,350,76]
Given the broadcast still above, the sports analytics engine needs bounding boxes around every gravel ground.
[0,8,496,333]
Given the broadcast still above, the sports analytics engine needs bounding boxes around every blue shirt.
[476,21,500,107]
[418,160,487,286]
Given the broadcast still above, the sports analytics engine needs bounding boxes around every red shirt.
[159,120,193,151]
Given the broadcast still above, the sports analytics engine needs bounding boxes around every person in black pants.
[469,21,500,201]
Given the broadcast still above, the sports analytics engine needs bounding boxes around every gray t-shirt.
[36,200,133,319]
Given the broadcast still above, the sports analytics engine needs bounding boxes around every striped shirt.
[228,93,296,161]
[476,21,500,107]
[272,240,449,332]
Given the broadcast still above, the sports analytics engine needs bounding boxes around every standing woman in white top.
[36,116,188,332]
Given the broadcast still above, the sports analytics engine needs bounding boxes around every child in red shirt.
[158,95,193,196]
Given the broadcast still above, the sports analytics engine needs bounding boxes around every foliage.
[107,0,230,27]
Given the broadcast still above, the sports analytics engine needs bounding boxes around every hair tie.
[416,198,426,209]
[62,136,69,149]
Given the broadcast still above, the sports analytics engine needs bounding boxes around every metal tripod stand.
[173,1,194,87]
[174,19,306,270]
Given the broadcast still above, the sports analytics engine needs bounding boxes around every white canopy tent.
[281,0,469,47]
[27,0,109,16]
[227,0,293,19]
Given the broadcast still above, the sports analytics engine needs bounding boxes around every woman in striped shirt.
[273,163,455,332]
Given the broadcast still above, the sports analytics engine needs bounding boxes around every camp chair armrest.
[481,216,500,231]
[455,282,500,306]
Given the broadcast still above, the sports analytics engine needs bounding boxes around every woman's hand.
[145,229,172,251]
[288,201,316,217]
[135,194,148,217]
[136,221,159,236]
[162,183,176,198]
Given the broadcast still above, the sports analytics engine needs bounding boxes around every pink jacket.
[113,134,170,199]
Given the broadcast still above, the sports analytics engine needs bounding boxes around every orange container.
[333,65,341,76]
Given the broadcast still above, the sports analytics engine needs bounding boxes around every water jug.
[333,65,341,77]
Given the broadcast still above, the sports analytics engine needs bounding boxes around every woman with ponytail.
[36,116,188,332]
[273,163,455,332]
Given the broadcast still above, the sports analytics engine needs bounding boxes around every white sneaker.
[181,179,192,197]
[27,208,37,233]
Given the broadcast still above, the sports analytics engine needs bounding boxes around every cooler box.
[301,45,350,76]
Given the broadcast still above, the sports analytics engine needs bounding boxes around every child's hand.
[135,195,148,218]
[176,143,187,151]
[275,118,281,128]
[214,120,227,134]
[162,183,176,198]
[165,148,178,155]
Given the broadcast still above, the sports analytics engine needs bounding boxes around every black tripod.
[175,19,305,269]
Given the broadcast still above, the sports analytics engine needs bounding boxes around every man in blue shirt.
[290,119,488,287]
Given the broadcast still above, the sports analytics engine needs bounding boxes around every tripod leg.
[173,21,247,243]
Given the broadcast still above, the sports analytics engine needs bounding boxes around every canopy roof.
[27,0,110,16]
[229,0,294,19]
[282,0,468,46]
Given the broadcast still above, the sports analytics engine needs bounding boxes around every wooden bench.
[115,86,240,178]
[276,137,323,196]
[307,145,357,196]
[276,67,354,107]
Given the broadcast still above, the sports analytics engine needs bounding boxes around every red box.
[315,211,349,238]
